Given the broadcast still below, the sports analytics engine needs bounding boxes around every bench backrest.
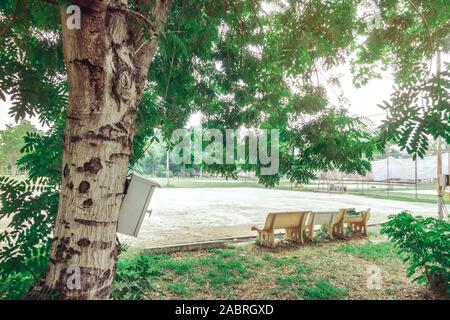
[344,208,371,223]
[262,211,310,231]
[308,209,346,226]
[362,208,371,222]
[332,209,346,224]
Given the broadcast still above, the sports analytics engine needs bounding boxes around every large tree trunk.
[39,0,172,299]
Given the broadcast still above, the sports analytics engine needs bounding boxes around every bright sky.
[330,64,393,125]
[0,96,48,131]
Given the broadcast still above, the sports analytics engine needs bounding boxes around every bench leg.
[334,222,344,239]
[257,231,268,246]
[363,222,368,236]
[348,222,368,236]
[269,233,275,247]
[286,228,303,244]
[349,223,357,235]
[261,231,268,246]
[285,228,292,241]
[285,228,293,241]
[328,225,334,240]
[335,224,341,238]
[256,231,262,245]
[258,231,275,247]
[308,226,314,238]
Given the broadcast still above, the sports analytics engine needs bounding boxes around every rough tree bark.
[39,0,172,299]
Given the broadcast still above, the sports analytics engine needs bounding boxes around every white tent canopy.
[371,153,450,181]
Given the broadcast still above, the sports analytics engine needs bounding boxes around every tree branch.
[0,0,21,39]
[108,3,156,33]
[406,0,433,77]
[133,0,174,78]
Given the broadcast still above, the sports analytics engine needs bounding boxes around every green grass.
[273,264,313,295]
[272,256,301,267]
[167,282,191,296]
[300,279,348,300]
[155,259,196,275]
[337,241,399,261]
[194,249,256,292]
[112,233,428,300]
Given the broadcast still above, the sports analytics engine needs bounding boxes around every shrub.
[380,211,450,297]
[0,245,50,299]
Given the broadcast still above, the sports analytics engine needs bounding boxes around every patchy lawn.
[112,232,436,300]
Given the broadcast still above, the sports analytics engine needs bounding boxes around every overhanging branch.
[0,0,21,38]
[108,3,156,33]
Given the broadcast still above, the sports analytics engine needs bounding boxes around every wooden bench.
[344,208,371,236]
[328,184,347,193]
[251,211,310,247]
[305,209,347,239]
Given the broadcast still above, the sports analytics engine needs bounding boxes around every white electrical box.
[117,173,161,237]
[438,174,450,187]
[442,174,450,187]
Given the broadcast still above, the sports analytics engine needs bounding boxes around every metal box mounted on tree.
[117,173,161,237]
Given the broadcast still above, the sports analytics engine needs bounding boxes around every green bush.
[380,211,450,297]
[0,245,49,300]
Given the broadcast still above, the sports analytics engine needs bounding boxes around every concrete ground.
[119,187,438,248]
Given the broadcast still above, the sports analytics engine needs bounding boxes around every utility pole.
[436,52,444,219]
[199,114,203,178]
[447,143,450,174]
[447,144,450,200]
[386,144,390,198]
[437,137,444,219]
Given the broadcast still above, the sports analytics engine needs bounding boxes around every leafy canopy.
[0,0,449,298]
